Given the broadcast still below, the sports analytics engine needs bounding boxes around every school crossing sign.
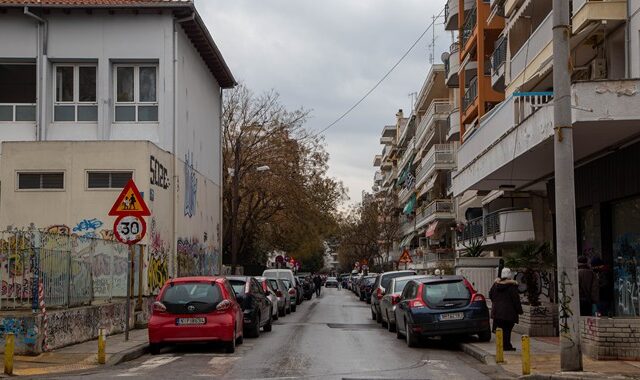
[109,179,150,245]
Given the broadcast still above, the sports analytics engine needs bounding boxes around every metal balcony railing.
[416,200,454,227]
[463,76,478,111]
[491,36,507,72]
[514,91,554,125]
[461,7,477,47]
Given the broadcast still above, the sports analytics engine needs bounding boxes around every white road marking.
[116,356,180,377]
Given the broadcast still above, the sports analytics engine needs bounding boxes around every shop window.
[611,197,640,317]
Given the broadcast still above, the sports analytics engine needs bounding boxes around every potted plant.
[504,241,554,306]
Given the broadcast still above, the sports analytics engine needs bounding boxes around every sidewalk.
[462,331,640,379]
[0,328,148,377]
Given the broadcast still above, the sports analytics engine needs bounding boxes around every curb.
[107,343,149,366]
[460,342,496,366]
[521,374,640,380]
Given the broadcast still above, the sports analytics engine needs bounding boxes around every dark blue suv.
[393,275,491,347]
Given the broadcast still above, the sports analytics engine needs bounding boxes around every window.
[0,63,36,122]
[54,65,98,122]
[87,171,132,189]
[17,172,64,190]
[114,65,158,122]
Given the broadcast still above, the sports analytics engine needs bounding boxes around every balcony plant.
[504,241,554,306]
[461,235,486,257]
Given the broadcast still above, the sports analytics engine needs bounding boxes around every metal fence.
[0,230,140,310]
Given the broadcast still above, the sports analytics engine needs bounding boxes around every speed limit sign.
[113,215,147,245]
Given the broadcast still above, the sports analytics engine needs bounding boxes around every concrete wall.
[630,0,640,78]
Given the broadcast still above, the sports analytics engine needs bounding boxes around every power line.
[314,7,445,137]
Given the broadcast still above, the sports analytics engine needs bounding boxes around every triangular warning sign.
[398,250,413,264]
[109,179,151,216]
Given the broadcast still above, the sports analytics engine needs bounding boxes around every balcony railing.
[397,137,415,171]
[463,76,478,111]
[491,36,507,72]
[0,103,37,122]
[462,6,477,47]
[510,12,552,80]
[514,91,553,125]
[415,99,451,146]
[416,199,455,228]
[456,208,534,243]
[416,143,457,185]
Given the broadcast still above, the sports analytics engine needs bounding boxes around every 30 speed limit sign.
[114,215,147,245]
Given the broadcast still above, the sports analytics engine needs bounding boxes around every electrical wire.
[313,7,446,137]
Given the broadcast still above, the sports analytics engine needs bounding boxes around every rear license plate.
[440,312,464,321]
[176,317,206,325]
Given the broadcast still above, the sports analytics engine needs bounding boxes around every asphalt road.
[51,288,509,380]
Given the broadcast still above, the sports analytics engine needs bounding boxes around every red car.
[148,276,243,354]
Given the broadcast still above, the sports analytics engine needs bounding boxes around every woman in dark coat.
[489,268,523,351]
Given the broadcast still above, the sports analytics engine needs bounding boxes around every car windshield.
[422,281,471,306]
[282,279,292,289]
[229,280,247,295]
[381,272,415,289]
[161,282,222,314]
[364,277,375,285]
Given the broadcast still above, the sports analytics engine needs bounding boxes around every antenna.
[428,15,437,64]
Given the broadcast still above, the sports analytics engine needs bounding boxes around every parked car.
[394,275,491,347]
[358,276,375,301]
[294,277,305,305]
[298,276,315,300]
[380,275,429,332]
[263,269,298,310]
[281,278,297,312]
[361,275,377,303]
[227,276,273,338]
[255,276,280,321]
[371,270,417,323]
[324,277,339,288]
[267,277,291,316]
[148,276,243,354]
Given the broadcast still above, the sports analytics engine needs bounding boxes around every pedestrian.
[590,257,612,316]
[313,274,322,297]
[489,268,523,351]
[578,256,598,316]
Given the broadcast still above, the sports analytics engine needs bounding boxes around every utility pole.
[552,0,582,371]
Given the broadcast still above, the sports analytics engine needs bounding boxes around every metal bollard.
[522,335,531,375]
[4,332,14,375]
[495,328,504,363]
[98,328,106,364]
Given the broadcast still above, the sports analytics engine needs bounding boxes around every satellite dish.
[441,51,450,63]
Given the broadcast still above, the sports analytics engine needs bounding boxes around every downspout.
[24,6,48,141]
[173,13,195,277]
[626,0,631,78]
[219,86,223,275]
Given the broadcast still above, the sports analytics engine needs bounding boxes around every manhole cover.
[326,323,379,330]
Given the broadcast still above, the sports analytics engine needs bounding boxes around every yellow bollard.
[4,332,14,375]
[495,328,504,363]
[97,328,106,364]
[522,335,531,375]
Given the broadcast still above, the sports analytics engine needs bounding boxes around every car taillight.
[408,299,426,309]
[216,299,232,311]
[391,295,401,305]
[152,301,166,313]
[471,293,486,303]
[288,289,296,295]
[276,290,283,297]
[376,287,384,300]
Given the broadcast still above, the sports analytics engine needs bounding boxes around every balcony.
[415,99,451,148]
[397,138,415,172]
[447,108,460,142]
[398,186,413,205]
[453,79,640,196]
[400,221,415,237]
[456,209,535,248]
[461,6,477,49]
[415,143,457,188]
[509,12,552,91]
[463,76,478,112]
[572,0,627,34]
[445,42,460,88]
[415,200,455,230]
[491,36,507,92]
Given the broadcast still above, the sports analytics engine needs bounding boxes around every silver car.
[267,277,291,316]
[255,276,280,321]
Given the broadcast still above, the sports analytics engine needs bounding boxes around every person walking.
[313,274,322,297]
[578,256,598,316]
[489,268,523,351]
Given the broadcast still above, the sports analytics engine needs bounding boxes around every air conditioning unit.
[590,58,607,80]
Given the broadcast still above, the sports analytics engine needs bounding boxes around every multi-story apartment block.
[0,0,234,290]
[448,0,640,360]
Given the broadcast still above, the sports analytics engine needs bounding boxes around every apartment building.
[0,0,235,292]
[448,0,640,359]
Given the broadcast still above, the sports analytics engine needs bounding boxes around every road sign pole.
[125,244,133,341]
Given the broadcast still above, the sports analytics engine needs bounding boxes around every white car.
[325,277,339,288]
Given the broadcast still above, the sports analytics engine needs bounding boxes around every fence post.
[496,328,504,363]
[522,335,531,375]
[97,328,106,364]
[136,245,143,311]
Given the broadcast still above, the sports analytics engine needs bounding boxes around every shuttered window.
[17,172,64,190]
[87,171,132,189]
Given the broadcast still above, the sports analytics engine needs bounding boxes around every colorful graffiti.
[184,152,198,217]
[72,218,104,237]
[148,218,169,294]
[177,237,219,277]
[0,317,39,353]
[613,234,640,317]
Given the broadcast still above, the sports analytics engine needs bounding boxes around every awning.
[505,0,533,34]
[425,221,439,238]
[397,165,410,186]
[403,194,417,215]
[399,233,416,248]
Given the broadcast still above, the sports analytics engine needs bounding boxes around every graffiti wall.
[177,237,220,277]
[148,218,169,294]
[184,151,198,218]
[513,270,557,304]
[0,317,40,354]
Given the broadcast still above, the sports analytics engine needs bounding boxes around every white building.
[0,0,235,293]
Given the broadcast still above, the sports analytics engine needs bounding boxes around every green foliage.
[461,236,486,257]
[504,241,555,306]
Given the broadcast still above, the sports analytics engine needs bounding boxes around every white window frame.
[15,170,65,192]
[53,64,98,123]
[85,170,134,191]
[0,62,37,123]
[113,64,159,123]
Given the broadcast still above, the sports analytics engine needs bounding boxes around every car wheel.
[263,309,273,332]
[236,330,244,345]
[273,310,278,321]
[291,304,297,312]
[406,320,419,348]
[396,323,404,339]
[387,312,396,333]
[279,307,285,317]
[371,309,376,320]
[225,331,236,354]
[375,308,382,323]
[286,305,291,314]
[478,330,491,342]
[381,314,388,328]
[366,298,371,304]
[247,313,260,338]
[149,343,162,355]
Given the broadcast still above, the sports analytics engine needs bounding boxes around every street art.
[148,218,169,294]
[177,237,219,277]
[45,225,71,235]
[0,317,38,352]
[514,270,556,303]
[613,234,640,317]
[150,155,170,189]
[1,279,32,298]
[72,219,104,234]
[184,152,198,217]
[558,271,575,346]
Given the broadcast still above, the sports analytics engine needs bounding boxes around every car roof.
[168,276,223,283]
[226,275,251,282]
[392,274,429,282]
[418,275,465,284]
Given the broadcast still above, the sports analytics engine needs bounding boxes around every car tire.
[248,313,261,338]
[396,324,404,339]
[225,333,236,354]
[387,312,396,333]
[291,304,297,312]
[405,320,419,348]
[286,306,291,314]
[236,330,244,345]
[279,307,286,317]
[478,330,492,342]
[149,343,162,355]
[264,310,273,332]
[273,310,278,321]
[371,309,376,320]
[381,315,388,329]
[375,308,382,323]
[366,298,371,304]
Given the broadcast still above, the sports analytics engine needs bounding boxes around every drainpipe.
[219,86,223,275]
[24,7,48,141]
[625,0,631,78]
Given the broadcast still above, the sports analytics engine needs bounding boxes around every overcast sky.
[197,0,450,205]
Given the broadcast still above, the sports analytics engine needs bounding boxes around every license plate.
[176,317,206,325]
[440,312,464,321]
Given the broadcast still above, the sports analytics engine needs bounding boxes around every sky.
[197,0,450,205]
